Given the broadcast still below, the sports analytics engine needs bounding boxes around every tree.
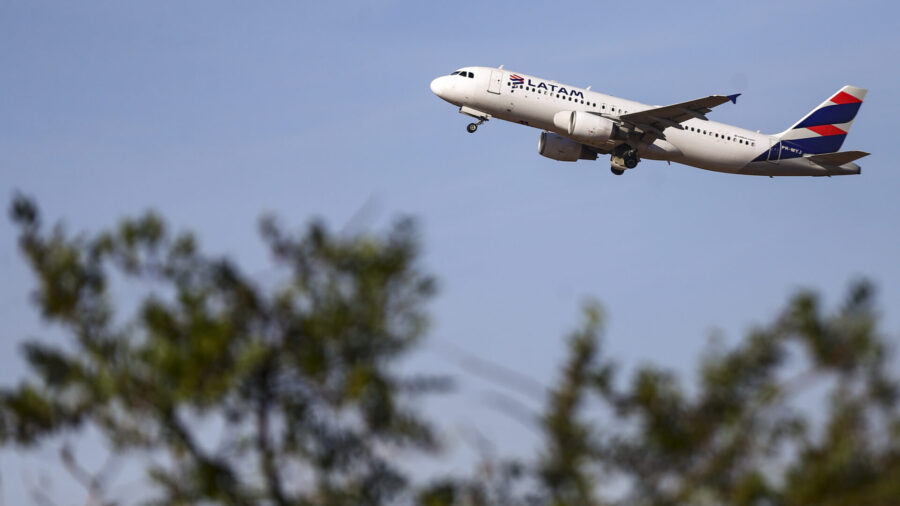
[426,284,900,506]
[2,196,443,505]
[4,197,900,505]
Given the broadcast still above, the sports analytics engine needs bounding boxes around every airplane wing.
[618,94,740,139]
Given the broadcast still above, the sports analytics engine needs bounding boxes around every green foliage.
[537,303,607,506]
[2,196,442,505]
[423,283,900,505]
[4,196,900,505]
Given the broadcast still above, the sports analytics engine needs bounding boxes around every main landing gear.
[610,145,640,175]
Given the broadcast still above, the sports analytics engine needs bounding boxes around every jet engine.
[553,111,623,143]
[538,132,597,162]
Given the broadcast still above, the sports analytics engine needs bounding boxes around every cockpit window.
[450,71,459,75]
[467,72,474,78]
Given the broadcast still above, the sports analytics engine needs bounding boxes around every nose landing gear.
[466,117,487,133]
[459,106,491,134]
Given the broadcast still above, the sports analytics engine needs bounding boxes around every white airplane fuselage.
[430,66,865,177]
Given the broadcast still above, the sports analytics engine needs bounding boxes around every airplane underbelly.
[674,141,752,172]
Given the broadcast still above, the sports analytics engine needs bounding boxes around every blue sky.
[2,0,899,502]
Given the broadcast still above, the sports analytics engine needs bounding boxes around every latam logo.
[508,75,584,98]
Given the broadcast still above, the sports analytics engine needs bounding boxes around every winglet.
[727,93,741,104]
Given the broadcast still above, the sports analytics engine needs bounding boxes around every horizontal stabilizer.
[806,150,869,166]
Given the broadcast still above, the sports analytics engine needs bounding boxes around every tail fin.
[775,85,867,154]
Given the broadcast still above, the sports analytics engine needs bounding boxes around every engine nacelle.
[538,132,597,162]
[552,111,620,143]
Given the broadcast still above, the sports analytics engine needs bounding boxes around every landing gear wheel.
[624,156,638,169]
[466,123,478,133]
[611,167,625,176]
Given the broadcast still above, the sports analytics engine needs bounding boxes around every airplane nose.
[430,77,444,97]
[431,76,451,100]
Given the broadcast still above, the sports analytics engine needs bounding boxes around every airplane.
[429,66,868,177]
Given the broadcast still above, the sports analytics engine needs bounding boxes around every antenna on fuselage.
[498,64,504,69]
[586,85,591,90]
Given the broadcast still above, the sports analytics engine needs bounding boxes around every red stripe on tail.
[807,124,848,136]
[830,91,862,104]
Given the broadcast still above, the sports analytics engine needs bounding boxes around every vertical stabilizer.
[775,86,867,154]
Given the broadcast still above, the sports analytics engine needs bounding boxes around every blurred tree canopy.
[3,196,900,506]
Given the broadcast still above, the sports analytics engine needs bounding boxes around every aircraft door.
[766,138,781,163]
[488,70,502,94]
